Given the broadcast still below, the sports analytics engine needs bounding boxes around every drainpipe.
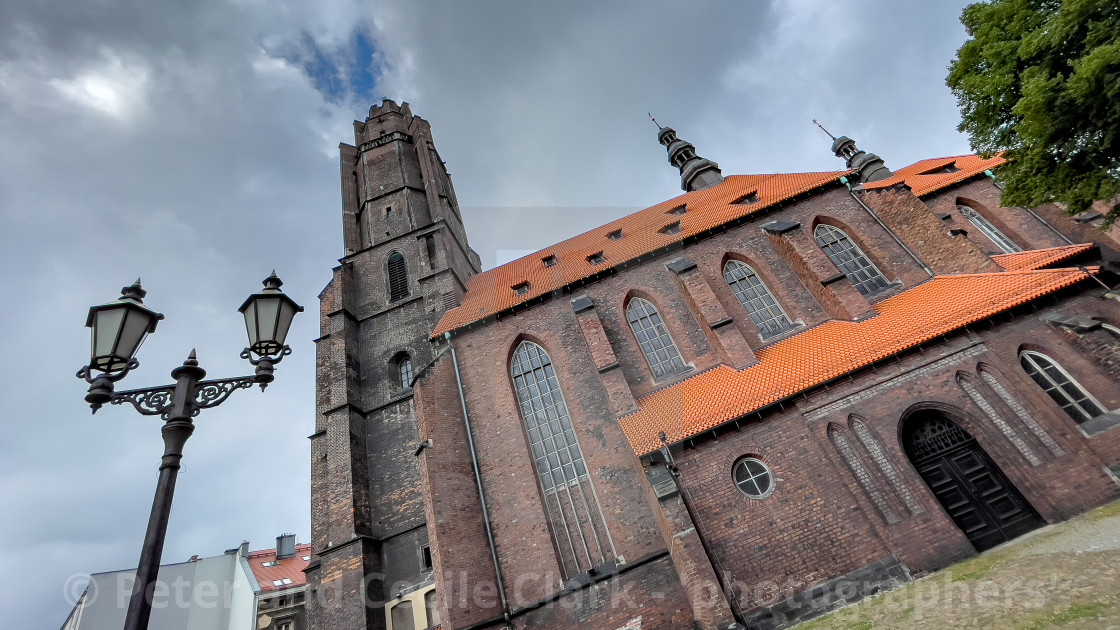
[985,170,1074,245]
[842,176,934,277]
[446,332,512,628]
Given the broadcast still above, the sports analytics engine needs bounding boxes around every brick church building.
[306,100,1120,630]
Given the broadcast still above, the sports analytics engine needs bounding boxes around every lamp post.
[76,272,303,630]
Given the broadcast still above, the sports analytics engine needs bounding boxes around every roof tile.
[618,265,1099,456]
[862,153,1005,196]
[434,154,1006,337]
[433,171,846,337]
[247,544,311,593]
[992,243,1094,271]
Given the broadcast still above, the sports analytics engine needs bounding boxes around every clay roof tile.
[618,264,1099,455]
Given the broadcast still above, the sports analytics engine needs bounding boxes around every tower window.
[667,205,687,216]
[723,260,793,336]
[626,298,686,378]
[513,282,530,296]
[957,204,1021,253]
[814,224,890,296]
[398,355,413,388]
[1020,351,1106,424]
[387,252,409,301]
[659,221,681,235]
[542,255,557,267]
[385,205,392,216]
[424,234,437,266]
[606,229,623,240]
[421,545,432,570]
[587,252,605,265]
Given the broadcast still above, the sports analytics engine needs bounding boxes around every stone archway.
[902,409,1042,552]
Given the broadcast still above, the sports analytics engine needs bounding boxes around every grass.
[788,498,1120,629]
[1016,601,1111,630]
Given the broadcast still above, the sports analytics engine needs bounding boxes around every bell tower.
[307,100,480,630]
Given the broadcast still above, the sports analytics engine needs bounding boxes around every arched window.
[625,298,685,378]
[511,341,613,576]
[1020,351,1107,423]
[957,204,1021,253]
[723,260,793,336]
[423,589,440,628]
[387,252,409,301]
[814,224,890,296]
[398,355,413,388]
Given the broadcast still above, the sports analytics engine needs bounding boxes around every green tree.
[947,0,1120,221]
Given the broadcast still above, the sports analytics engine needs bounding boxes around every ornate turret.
[814,120,893,184]
[656,124,724,192]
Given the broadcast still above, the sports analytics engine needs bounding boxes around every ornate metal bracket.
[240,345,291,389]
[192,376,259,414]
[79,345,289,414]
[110,385,176,417]
[77,359,138,384]
[108,375,261,419]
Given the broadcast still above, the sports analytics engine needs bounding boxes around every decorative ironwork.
[193,378,258,413]
[111,385,176,417]
[903,413,973,462]
[77,358,139,384]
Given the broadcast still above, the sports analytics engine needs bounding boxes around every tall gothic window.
[387,252,409,301]
[723,260,793,336]
[511,341,614,576]
[1020,351,1107,424]
[957,204,1021,253]
[814,224,890,296]
[626,298,686,378]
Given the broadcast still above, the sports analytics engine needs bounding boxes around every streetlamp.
[76,272,303,630]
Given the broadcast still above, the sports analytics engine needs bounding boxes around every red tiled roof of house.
[618,265,1099,456]
[992,243,1094,271]
[433,154,1006,337]
[247,543,311,593]
[862,153,1006,196]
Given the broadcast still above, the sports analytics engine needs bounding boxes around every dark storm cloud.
[0,1,975,627]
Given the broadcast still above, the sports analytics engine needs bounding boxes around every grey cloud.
[0,1,976,627]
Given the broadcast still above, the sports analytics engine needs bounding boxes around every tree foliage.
[947,0,1120,221]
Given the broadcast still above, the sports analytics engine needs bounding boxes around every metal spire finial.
[812,119,836,140]
[649,113,662,130]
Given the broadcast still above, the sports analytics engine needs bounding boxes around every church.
[305,100,1120,630]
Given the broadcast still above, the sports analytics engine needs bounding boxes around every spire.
[655,123,724,192]
[814,121,892,184]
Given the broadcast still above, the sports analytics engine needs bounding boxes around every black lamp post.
[76,273,302,630]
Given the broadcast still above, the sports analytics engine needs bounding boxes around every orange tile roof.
[433,171,847,337]
[862,153,1006,196]
[618,265,1099,456]
[992,243,1094,271]
[248,543,311,592]
[434,154,1008,338]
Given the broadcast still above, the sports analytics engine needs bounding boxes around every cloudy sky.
[0,0,979,626]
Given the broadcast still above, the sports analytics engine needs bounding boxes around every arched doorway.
[902,409,1042,552]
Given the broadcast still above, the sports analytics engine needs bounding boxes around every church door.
[902,411,1042,552]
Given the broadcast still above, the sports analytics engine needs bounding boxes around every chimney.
[276,533,297,559]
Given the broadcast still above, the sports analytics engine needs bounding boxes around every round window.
[733,457,774,499]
